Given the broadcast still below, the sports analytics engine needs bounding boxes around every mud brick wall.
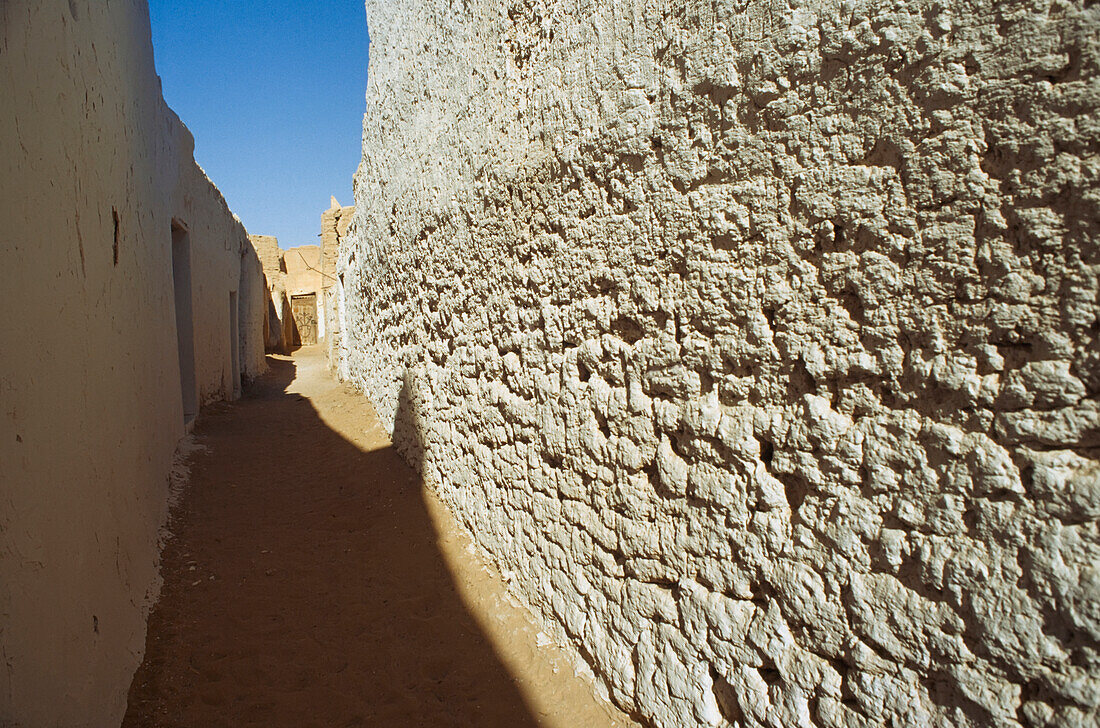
[340,2,1100,726]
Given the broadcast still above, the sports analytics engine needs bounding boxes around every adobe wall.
[0,1,263,724]
[284,245,324,298]
[284,245,325,341]
[179,152,268,399]
[321,197,354,288]
[321,199,355,370]
[342,2,1100,727]
[251,233,295,353]
[238,235,268,384]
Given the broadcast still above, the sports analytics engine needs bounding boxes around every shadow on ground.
[123,355,540,727]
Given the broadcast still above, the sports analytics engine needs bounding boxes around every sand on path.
[123,346,637,727]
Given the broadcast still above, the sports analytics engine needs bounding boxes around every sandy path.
[124,346,637,728]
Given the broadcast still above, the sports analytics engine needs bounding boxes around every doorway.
[172,222,197,424]
[229,291,241,399]
[291,293,318,345]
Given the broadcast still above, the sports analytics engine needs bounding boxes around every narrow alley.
[122,347,635,728]
[6,2,1099,726]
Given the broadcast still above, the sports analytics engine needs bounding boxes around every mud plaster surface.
[338,1,1100,726]
[1,1,265,723]
[124,346,635,728]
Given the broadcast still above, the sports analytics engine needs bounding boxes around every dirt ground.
[123,346,637,728]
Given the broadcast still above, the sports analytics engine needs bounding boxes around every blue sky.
[149,1,368,249]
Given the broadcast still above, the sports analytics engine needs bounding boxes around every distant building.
[250,234,294,353]
[284,245,324,345]
[251,236,329,351]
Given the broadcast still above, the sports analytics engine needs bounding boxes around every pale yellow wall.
[239,238,268,383]
[283,245,324,297]
[178,158,266,403]
[0,1,263,724]
[251,233,294,353]
[251,234,284,276]
[320,198,354,289]
[284,245,325,340]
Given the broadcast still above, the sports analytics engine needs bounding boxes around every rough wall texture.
[321,197,355,287]
[252,233,295,353]
[322,199,356,369]
[0,1,263,724]
[342,1,1100,727]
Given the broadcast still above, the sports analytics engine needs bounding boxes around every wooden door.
[291,293,318,345]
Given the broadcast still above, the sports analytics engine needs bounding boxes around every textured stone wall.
[342,1,1100,726]
[1,1,263,723]
[321,197,355,288]
[322,199,356,369]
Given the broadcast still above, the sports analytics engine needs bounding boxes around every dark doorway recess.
[172,221,197,425]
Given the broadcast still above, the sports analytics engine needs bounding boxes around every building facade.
[0,1,266,724]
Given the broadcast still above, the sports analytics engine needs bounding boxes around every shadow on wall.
[392,368,430,475]
[122,355,541,727]
[289,310,303,350]
[262,293,305,355]
[263,294,283,353]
